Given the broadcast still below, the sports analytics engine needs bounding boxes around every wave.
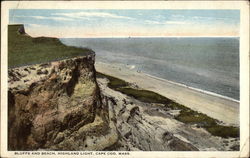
[125,64,136,70]
[142,73,240,103]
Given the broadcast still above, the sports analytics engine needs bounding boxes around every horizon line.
[58,36,240,38]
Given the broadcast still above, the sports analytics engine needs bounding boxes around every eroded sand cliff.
[8,56,118,150]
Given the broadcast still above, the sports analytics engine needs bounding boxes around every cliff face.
[8,55,118,150]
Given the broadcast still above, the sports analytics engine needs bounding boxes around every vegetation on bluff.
[8,25,93,68]
[96,72,239,138]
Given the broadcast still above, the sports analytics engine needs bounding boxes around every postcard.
[1,1,249,158]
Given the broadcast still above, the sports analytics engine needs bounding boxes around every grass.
[117,88,172,104]
[96,71,129,89]
[8,24,93,68]
[97,72,239,138]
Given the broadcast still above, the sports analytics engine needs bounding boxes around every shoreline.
[95,62,239,126]
[143,73,239,103]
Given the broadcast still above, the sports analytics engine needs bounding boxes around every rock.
[168,137,199,151]
[223,140,229,144]
[18,25,25,34]
[163,132,173,141]
[229,144,239,151]
[8,56,118,151]
[37,69,48,75]
[54,132,65,144]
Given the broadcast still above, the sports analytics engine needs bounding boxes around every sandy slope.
[97,77,239,151]
[95,62,239,126]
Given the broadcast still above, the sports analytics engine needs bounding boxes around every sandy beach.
[95,62,239,126]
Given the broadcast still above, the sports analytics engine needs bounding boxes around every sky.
[9,9,240,38]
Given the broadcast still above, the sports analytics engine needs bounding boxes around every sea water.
[60,37,239,100]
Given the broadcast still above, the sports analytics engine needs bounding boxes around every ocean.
[60,37,239,101]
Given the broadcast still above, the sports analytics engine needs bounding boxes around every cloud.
[14,15,73,21]
[26,24,44,27]
[52,11,134,20]
[169,15,237,25]
[165,21,187,25]
[170,14,232,22]
[191,16,220,21]
[145,20,164,25]
[145,20,188,25]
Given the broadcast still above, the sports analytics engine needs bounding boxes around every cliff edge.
[8,24,93,68]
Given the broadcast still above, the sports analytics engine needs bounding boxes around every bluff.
[7,25,239,151]
[8,25,118,150]
[8,56,120,150]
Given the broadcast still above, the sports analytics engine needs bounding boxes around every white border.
[1,1,249,158]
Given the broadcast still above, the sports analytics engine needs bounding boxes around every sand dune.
[95,62,239,126]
